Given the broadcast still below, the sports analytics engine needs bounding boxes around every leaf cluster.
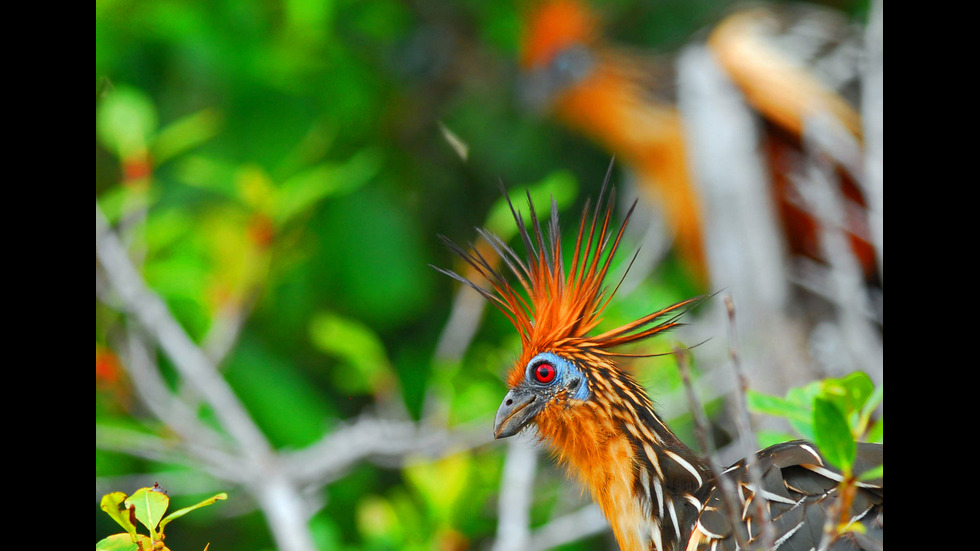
[748,371,882,478]
[97,484,227,551]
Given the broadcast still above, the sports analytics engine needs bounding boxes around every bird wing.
[691,440,882,551]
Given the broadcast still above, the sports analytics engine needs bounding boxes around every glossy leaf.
[858,464,884,482]
[159,492,228,532]
[124,486,170,536]
[95,533,148,551]
[100,492,139,539]
[813,397,856,472]
[746,390,810,424]
[819,372,874,416]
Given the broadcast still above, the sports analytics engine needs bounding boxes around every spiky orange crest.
[520,0,600,69]
[437,162,698,388]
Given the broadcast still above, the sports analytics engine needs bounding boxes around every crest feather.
[436,160,700,382]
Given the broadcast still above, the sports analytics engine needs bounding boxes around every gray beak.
[493,387,543,439]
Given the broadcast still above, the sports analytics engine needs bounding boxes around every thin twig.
[121,323,233,457]
[201,293,258,366]
[95,424,249,482]
[723,295,773,550]
[674,347,748,548]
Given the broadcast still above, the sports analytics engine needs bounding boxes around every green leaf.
[158,492,228,532]
[95,533,146,551]
[858,464,883,482]
[174,155,241,199]
[865,416,883,443]
[861,385,883,419]
[124,486,170,536]
[747,390,811,424]
[819,372,874,416]
[813,397,856,472]
[852,383,883,442]
[782,383,821,440]
[96,86,158,158]
[100,492,139,539]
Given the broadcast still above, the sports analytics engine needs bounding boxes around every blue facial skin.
[493,350,593,439]
[525,351,591,402]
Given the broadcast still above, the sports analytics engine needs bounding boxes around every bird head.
[494,350,591,439]
[517,0,602,113]
[437,161,698,444]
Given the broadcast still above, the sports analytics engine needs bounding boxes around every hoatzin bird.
[436,166,883,550]
[517,0,878,290]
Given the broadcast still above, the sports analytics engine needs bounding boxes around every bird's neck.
[535,367,711,551]
[555,55,684,161]
[553,57,709,284]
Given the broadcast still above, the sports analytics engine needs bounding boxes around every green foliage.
[813,397,856,473]
[748,372,883,476]
[97,484,226,551]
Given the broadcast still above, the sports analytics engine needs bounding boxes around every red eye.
[533,362,556,383]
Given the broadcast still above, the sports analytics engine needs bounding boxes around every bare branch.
[282,416,492,486]
[96,202,274,461]
[97,202,316,551]
[676,44,790,331]
[121,324,233,455]
[95,423,249,482]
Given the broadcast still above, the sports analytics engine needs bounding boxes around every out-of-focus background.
[96,0,882,549]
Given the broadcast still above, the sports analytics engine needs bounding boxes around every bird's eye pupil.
[534,363,556,383]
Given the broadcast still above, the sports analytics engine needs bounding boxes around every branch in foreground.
[97,202,315,551]
[96,202,274,461]
[282,416,493,487]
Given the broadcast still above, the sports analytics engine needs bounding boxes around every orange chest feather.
[534,403,652,551]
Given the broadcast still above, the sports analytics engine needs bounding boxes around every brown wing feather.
[694,440,882,551]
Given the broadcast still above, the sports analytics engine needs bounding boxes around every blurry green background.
[96,0,873,549]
